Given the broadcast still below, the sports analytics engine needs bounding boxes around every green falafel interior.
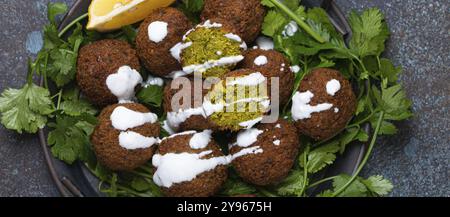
[0,0,412,197]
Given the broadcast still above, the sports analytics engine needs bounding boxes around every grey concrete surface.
[0,0,448,196]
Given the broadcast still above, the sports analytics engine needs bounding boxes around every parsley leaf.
[320,174,393,197]
[47,113,97,164]
[275,170,307,196]
[136,85,164,107]
[348,8,389,57]
[0,83,54,133]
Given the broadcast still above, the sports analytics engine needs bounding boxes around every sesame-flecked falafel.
[77,39,141,106]
[201,0,266,44]
[292,68,357,141]
[229,119,300,186]
[163,76,217,132]
[136,7,192,77]
[91,103,160,171]
[239,49,294,106]
[205,69,270,132]
[153,131,228,197]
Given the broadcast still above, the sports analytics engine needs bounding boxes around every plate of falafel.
[0,0,412,197]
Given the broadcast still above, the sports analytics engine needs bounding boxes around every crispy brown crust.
[163,77,218,131]
[294,68,357,141]
[201,0,266,44]
[239,49,294,106]
[230,119,300,186]
[157,133,228,197]
[91,103,160,171]
[136,7,192,77]
[76,39,140,107]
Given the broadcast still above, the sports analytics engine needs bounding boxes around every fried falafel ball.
[136,7,192,77]
[163,76,218,132]
[229,119,300,186]
[205,69,270,132]
[239,49,294,106]
[91,103,160,171]
[77,39,141,106]
[201,0,266,44]
[291,68,357,141]
[180,18,246,78]
[152,131,228,197]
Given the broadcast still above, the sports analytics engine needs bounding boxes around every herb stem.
[129,170,153,179]
[58,13,88,38]
[331,111,385,197]
[268,0,325,43]
[257,188,277,197]
[299,145,310,196]
[56,89,63,110]
[307,175,338,189]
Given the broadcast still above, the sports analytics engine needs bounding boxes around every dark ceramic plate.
[38,0,370,197]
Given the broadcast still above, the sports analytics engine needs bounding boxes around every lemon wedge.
[87,0,175,32]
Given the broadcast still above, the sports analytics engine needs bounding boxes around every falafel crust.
[230,119,300,186]
[201,0,266,44]
[136,7,192,77]
[295,68,357,141]
[239,49,294,106]
[91,103,160,171]
[77,39,140,106]
[157,133,228,197]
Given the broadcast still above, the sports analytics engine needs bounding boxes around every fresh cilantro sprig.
[217,1,412,197]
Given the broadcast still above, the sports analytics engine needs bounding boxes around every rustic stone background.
[0,0,448,196]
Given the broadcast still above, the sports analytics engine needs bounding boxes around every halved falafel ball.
[239,49,294,106]
[205,69,270,132]
[229,119,300,186]
[136,7,192,77]
[201,0,266,44]
[291,68,357,141]
[153,131,228,197]
[163,76,217,132]
[91,103,160,171]
[180,18,246,78]
[77,39,141,106]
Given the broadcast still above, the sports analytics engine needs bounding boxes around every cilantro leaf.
[0,84,54,133]
[348,8,389,57]
[47,113,97,164]
[275,170,307,196]
[361,175,394,196]
[319,174,393,197]
[136,85,164,107]
[301,141,340,173]
[47,2,68,25]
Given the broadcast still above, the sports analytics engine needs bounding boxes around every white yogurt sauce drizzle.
[256,36,274,50]
[143,75,164,87]
[326,79,341,96]
[226,72,266,86]
[152,151,229,188]
[275,124,281,128]
[166,107,206,129]
[282,21,299,37]
[119,131,159,150]
[110,106,158,131]
[148,21,168,43]
[239,117,264,129]
[152,145,263,188]
[189,130,213,149]
[182,55,244,73]
[232,128,264,148]
[291,91,333,120]
[290,65,300,73]
[254,55,268,66]
[106,66,143,103]
[273,139,281,146]
[170,42,192,62]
